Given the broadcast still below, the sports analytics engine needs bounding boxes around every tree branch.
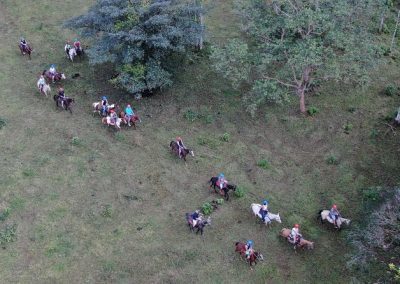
[263,75,297,88]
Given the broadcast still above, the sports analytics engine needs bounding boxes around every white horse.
[37,81,51,96]
[68,47,77,62]
[318,210,351,229]
[92,102,115,115]
[251,204,282,225]
[102,116,122,129]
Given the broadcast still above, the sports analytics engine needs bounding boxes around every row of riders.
[21,36,349,269]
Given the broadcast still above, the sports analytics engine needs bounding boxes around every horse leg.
[225,190,229,201]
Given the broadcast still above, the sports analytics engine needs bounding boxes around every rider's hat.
[247,240,253,245]
[332,204,337,209]
[110,109,114,112]
[51,64,55,68]
[176,136,182,141]
[294,224,299,228]
[127,104,131,107]
[219,173,224,178]
[263,200,268,205]
[102,96,107,100]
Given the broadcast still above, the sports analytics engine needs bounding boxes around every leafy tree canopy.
[65,0,203,94]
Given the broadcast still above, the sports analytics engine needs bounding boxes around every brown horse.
[43,70,66,83]
[119,111,141,128]
[208,176,236,201]
[280,228,314,250]
[185,213,211,236]
[19,43,32,59]
[170,141,194,161]
[53,95,74,113]
[235,242,264,267]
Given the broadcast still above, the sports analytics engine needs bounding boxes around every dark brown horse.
[119,111,141,129]
[209,177,237,201]
[19,43,32,59]
[170,141,194,161]
[54,95,74,113]
[235,242,264,267]
[43,70,66,83]
[185,213,211,236]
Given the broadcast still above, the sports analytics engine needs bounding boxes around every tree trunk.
[298,89,306,113]
[390,10,400,52]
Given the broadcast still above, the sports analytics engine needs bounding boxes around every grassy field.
[0,0,399,283]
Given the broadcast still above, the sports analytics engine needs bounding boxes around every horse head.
[61,73,66,80]
[275,213,282,223]
[189,150,194,157]
[204,216,211,226]
[255,252,264,261]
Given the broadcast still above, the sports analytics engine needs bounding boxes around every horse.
[119,111,141,128]
[92,102,115,116]
[37,82,51,97]
[185,213,211,236]
[251,204,282,226]
[19,43,32,59]
[280,228,314,250]
[53,95,74,113]
[68,47,77,62]
[208,176,237,201]
[318,210,351,229]
[235,242,264,267]
[170,141,194,161]
[102,116,123,129]
[43,70,66,83]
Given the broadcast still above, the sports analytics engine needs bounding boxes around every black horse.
[185,213,211,236]
[54,95,74,113]
[209,176,237,201]
[170,141,194,161]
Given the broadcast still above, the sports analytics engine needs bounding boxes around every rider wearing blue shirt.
[259,200,269,223]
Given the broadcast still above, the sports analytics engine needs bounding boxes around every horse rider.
[259,200,269,223]
[290,224,301,248]
[245,240,254,260]
[49,64,57,82]
[217,173,227,190]
[125,104,135,126]
[37,75,46,92]
[58,87,66,107]
[20,37,28,51]
[176,137,186,158]
[191,210,201,227]
[109,109,118,124]
[73,38,82,51]
[329,204,340,228]
[64,40,72,58]
[101,96,108,115]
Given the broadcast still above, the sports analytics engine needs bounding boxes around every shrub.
[370,129,379,139]
[201,202,213,215]
[307,106,319,116]
[347,106,356,113]
[0,208,10,222]
[71,136,82,146]
[101,205,112,218]
[0,118,6,130]
[388,263,400,282]
[183,109,198,122]
[326,154,339,165]
[234,186,245,198]
[216,198,224,205]
[0,224,17,245]
[257,159,270,169]
[220,132,230,142]
[343,123,353,134]
[384,84,399,96]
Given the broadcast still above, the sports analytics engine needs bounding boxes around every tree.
[65,0,203,95]
[211,0,380,114]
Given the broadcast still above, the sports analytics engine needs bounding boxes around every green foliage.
[307,106,320,116]
[46,235,73,258]
[234,186,245,198]
[384,84,399,96]
[115,132,126,142]
[197,136,219,149]
[65,0,204,95]
[343,123,353,134]
[347,106,356,113]
[388,263,400,282]
[216,198,224,205]
[370,129,379,139]
[257,159,270,169]
[362,187,383,203]
[326,155,339,165]
[101,205,113,218]
[0,208,10,222]
[71,136,83,147]
[0,117,6,129]
[183,109,198,122]
[201,202,213,215]
[220,132,230,142]
[0,224,17,245]
[22,168,35,177]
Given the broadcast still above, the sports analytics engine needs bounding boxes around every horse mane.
[42,70,46,75]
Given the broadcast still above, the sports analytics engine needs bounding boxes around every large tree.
[65,0,203,94]
[211,0,381,114]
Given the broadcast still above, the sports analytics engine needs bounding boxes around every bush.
[0,208,10,222]
[347,106,356,113]
[101,205,112,218]
[370,129,379,139]
[183,109,198,122]
[201,202,213,215]
[343,123,353,134]
[0,118,6,130]
[234,186,245,198]
[220,132,230,142]
[0,224,17,245]
[71,136,83,146]
[257,159,270,169]
[326,154,339,165]
[384,84,399,96]
[216,198,224,205]
[388,263,400,282]
[307,106,319,116]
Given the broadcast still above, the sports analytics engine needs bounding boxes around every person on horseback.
[37,75,46,91]
[20,37,28,51]
[259,200,269,223]
[245,240,254,260]
[191,210,201,227]
[73,38,81,51]
[290,224,301,248]
[57,87,66,107]
[49,64,57,82]
[64,41,72,57]
[101,96,108,116]
[176,137,186,158]
[217,173,227,190]
[109,109,118,124]
[329,204,340,228]
[125,104,135,126]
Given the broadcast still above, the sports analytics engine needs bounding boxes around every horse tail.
[235,242,239,246]
[317,210,323,219]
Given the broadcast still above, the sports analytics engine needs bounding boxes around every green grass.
[0,0,398,283]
